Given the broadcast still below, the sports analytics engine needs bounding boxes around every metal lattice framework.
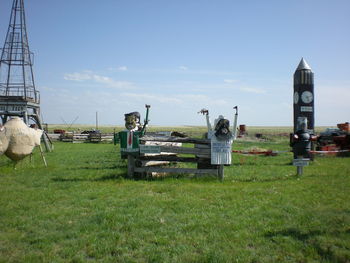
[0,0,51,151]
[0,0,39,103]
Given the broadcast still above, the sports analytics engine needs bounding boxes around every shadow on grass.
[67,165,126,170]
[265,228,322,241]
[232,161,293,167]
[52,173,125,182]
[265,228,349,262]
[0,158,17,167]
[232,175,297,183]
[131,173,219,182]
[51,173,218,183]
[52,171,296,183]
[0,160,10,166]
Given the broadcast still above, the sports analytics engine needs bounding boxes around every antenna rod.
[96,111,98,130]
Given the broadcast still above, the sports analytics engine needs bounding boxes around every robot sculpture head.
[214,115,232,140]
[124,112,141,131]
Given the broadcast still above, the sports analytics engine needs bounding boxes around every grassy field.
[0,128,349,262]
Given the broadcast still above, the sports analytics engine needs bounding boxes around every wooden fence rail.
[47,133,114,143]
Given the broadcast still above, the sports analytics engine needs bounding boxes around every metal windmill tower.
[0,0,51,150]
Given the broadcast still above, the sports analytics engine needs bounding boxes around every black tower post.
[0,0,51,151]
[293,58,315,134]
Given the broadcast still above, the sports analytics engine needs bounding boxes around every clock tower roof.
[296,58,312,71]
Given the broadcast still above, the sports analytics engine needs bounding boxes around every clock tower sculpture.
[293,58,314,133]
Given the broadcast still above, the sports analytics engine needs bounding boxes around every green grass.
[0,131,349,262]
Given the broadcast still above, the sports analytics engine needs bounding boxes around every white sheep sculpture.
[0,117,43,162]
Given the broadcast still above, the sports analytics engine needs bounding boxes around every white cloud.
[240,87,266,94]
[117,66,128,71]
[224,79,237,84]
[64,71,133,89]
[179,66,188,71]
[64,72,92,81]
[178,94,227,106]
[107,66,128,72]
[121,92,182,104]
[39,86,55,91]
[120,92,228,107]
[39,86,252,126]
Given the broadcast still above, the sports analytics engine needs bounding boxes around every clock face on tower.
[294,91,299,104]
[301,91,313,103]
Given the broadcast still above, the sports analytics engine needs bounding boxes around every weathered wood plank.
[46,134,61,141]
[137,160,171,167]
[140,135,210,145]
[195,143,211,158]
[47,133,113,142]
[134,167,218,175]
[159,146,210,156]
[139,155,210,163]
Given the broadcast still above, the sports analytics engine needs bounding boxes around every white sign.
[293,159,310,167]
[211,138,232,165]
[300,106,313,112]
[212,141,232,153]
[140,145,161,154]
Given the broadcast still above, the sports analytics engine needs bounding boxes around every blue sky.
[0,0,349,126]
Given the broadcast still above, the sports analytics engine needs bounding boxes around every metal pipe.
[205,113,212,132]
[232,106,238,140]
[141,104,150,135]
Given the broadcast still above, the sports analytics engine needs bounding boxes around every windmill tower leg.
[32,109,52,152]
[1,116,8,125]
[23,111,29,124]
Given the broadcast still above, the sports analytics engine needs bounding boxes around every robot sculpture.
[119,105,150,158]
[199,106,238,165]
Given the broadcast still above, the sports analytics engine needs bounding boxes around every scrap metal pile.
[315,122,350,156]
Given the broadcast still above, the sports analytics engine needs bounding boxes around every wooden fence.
[126,135,225,180]
[47,133,114,143]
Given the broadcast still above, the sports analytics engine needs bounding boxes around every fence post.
[127,155,135,178]
[218,165,224,181]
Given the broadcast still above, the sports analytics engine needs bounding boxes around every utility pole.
[96,111,98,130]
